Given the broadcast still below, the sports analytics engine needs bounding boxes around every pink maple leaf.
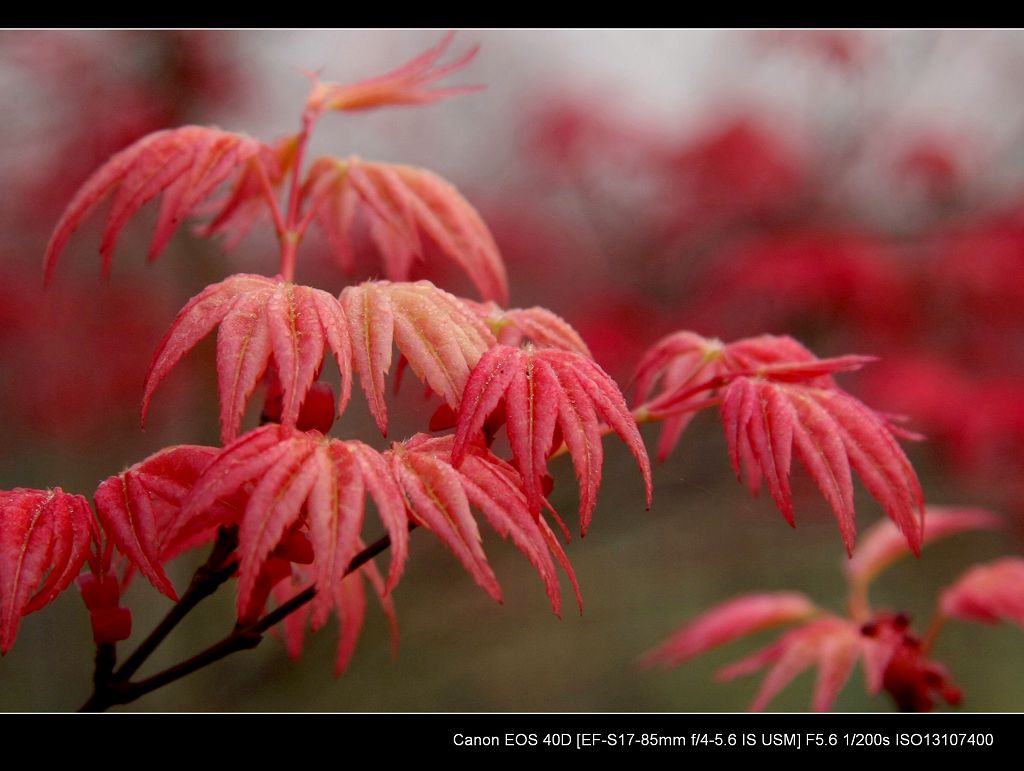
[940,558,1024,628]
[639,592,819,668]
[142,273,353,444]
[0,487,95,654]
[389,433,581,616]
[453,343,652,534]
[197,133,300,250]
[303,157,508,304]
[846,507,1002,590]
[635,332,922,554]
[339,280,495,436]
[92,445,240,600]
[468,301,592,357]
[715,616,865,712]
[306,32,481,115]
[270,554,398,676]
[44,126,263,283]
[180,424,409,624]
[643,594,958,712]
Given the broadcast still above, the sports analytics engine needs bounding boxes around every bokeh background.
[1,29,1023,712]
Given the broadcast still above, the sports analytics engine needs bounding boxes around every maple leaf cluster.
[1,36,633,671]
[644,509,1022,712]
[3,33,1017,713]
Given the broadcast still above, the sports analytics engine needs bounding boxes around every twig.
[78,525,410,712]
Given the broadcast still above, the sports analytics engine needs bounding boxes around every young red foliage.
[302,157,509,304]
[453,343,652,533]
[645,508,1005,711]
[339,280,495,436]
[271,555,398,675]
[198,134,300,250]
[639,592,819,669]
[43,126,263,283]
[940,558,1024,628]
[635,332,923,554]
[0,488,95,654]
[142,273,353,444]
[720,376,923,555]
[92,445,239,600]
[469,301,592,356]
[389,434,581,617]
[716,615,867,713]
[180,424,409,623]
[306,32,481,115]
[845,507,1001,590]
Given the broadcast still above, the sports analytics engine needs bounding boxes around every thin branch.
[114,527,239,682]
[78,525,413,712]
[255,158,288,239]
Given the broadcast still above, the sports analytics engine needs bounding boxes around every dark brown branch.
[115,527,239,682]
[78,524,413,712]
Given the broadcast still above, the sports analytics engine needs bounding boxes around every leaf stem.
[278,109,319,283]
[920,608,948,655]
[255,159,288,240]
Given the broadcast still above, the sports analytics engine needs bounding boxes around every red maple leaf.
[142,273,353,444]
[453,343,652,534]
[92,445,241,600]
[303,157,508,304]
[469,301,592,356]
[270,555,397,675]
[339,280,496,436]
[388,433,581,616]
[0,487,95,654]
[644,507,1003,711]
[635,332,922,554]
[305,32,481,115]
[940,558,1024,628]
[180,424,409,623]
[197,133,300,250]
[44,126,263,283]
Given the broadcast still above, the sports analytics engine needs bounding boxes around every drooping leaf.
[92,445,237,600]
[633,333,815,463]
[389,440,501,604]
[198,134,300,249]
[181,425,409,621]
[722,377,924,554]
[142,273,353,444]
[845,507,1001,589]
[940,558,1024,628]
[339,280,496,436]
[636,332,872,422]
[394,434,581,616]
[271,553,398,676]
[453,344,652,534]
[44,126,263,283]
[304,159,508,303]
[714,615,863,712]
[306,32,481,115]
[470,301,592,356]
[0,488,95,654]
[640,592,819,668]
[635,332,921,554]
